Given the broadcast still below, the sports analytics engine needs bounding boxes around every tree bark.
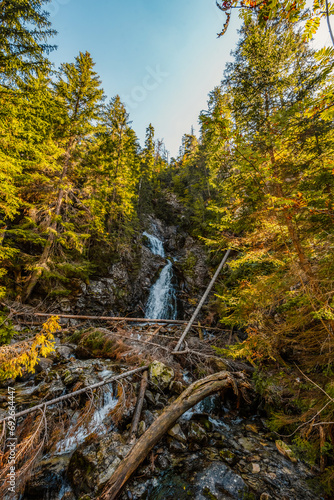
[128,370,148,444]
[99,370,250,500]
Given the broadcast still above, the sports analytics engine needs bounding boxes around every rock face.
[58,216,209,320]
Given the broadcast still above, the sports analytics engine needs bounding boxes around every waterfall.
[143,232,177,319]
[145,260,177,319]
[143,231,165,257]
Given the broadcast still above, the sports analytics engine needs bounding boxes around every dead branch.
[0,366,149,424]
[99,370,250,500]
[129,371,149,444]
[173,248,231,353]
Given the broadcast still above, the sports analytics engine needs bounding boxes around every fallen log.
[99,370,250,500]
[11,311,230,332]
[128,370,149,444]
[173,349,254,374]
[173,248,231,353]
[12,312,188,325]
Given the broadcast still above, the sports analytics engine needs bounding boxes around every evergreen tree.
[82,95,140,241]
[137,124,155,215]
[209,15,334,354]
[22,52,104,301]
[0,0,56,85]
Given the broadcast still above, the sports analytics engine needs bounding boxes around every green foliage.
[0,312,16,345]
[0,0,56,84]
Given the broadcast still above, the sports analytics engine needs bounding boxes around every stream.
[0,224,322,500]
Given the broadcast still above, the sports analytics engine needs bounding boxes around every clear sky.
[46,0,332,158]
[46,0,242,158]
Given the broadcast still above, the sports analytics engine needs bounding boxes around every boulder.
[36,358,53,372]
[188,422,207,444]
[194,461,248,500]
[149,361,174,390]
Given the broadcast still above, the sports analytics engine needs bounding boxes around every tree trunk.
[99,370,250,500]
[23,141,73,302]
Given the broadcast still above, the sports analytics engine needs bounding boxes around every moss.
[180,251,197,280]
[203,488,219,500]
[242,492,256,500]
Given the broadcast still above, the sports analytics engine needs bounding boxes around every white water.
[143,231,165,257]
[55,384,117,455]
[145,260,177,319]
[143,231,177,320]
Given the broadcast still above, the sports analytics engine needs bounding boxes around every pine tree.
[0,0,56,85]
[83,95,139,236]
[22,52,104,301]
[206,14,334,367]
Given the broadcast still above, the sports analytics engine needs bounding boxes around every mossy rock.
[149,361,174,390]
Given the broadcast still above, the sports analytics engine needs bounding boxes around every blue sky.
[46,1,332,158]
[47,0,242,157]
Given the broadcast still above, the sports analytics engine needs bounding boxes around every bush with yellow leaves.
[0,316,60,380]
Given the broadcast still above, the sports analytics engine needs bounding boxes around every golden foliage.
[0,316,59,380]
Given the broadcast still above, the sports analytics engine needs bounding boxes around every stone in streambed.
[167,423,187,443]
[36,357,53,372]
[188,421,207,444]
[149,361,174,390]
[194,461,248,500]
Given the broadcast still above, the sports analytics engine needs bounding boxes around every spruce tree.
[22,52,104,301]
[207,14,334,368]
[82,95,139,236]
[0,0,56,85]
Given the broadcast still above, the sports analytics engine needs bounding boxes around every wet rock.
[170,380,185,394]
[156,454,170,470]
[145,390,156,405]
[24,456,72,500]
[62,368,80,386]
[168,438,187,453]
[194,461,248,499]
[57,345,75,360]
[190,414,213,432]
[149,361,174,390]
[238,437,258,453]
[219,449,238,465]
[143,409,155,427]
[36,357,53,372]
[68,435,131,496]
[168,423,187,443]
[252,463,261,473]
[188,421,207,444]
[74,345,93,359]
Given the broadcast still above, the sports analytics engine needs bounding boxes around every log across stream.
[99,370,250,500]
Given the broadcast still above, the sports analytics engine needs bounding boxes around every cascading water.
[143,232,177,319]
[143,231,165,257]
